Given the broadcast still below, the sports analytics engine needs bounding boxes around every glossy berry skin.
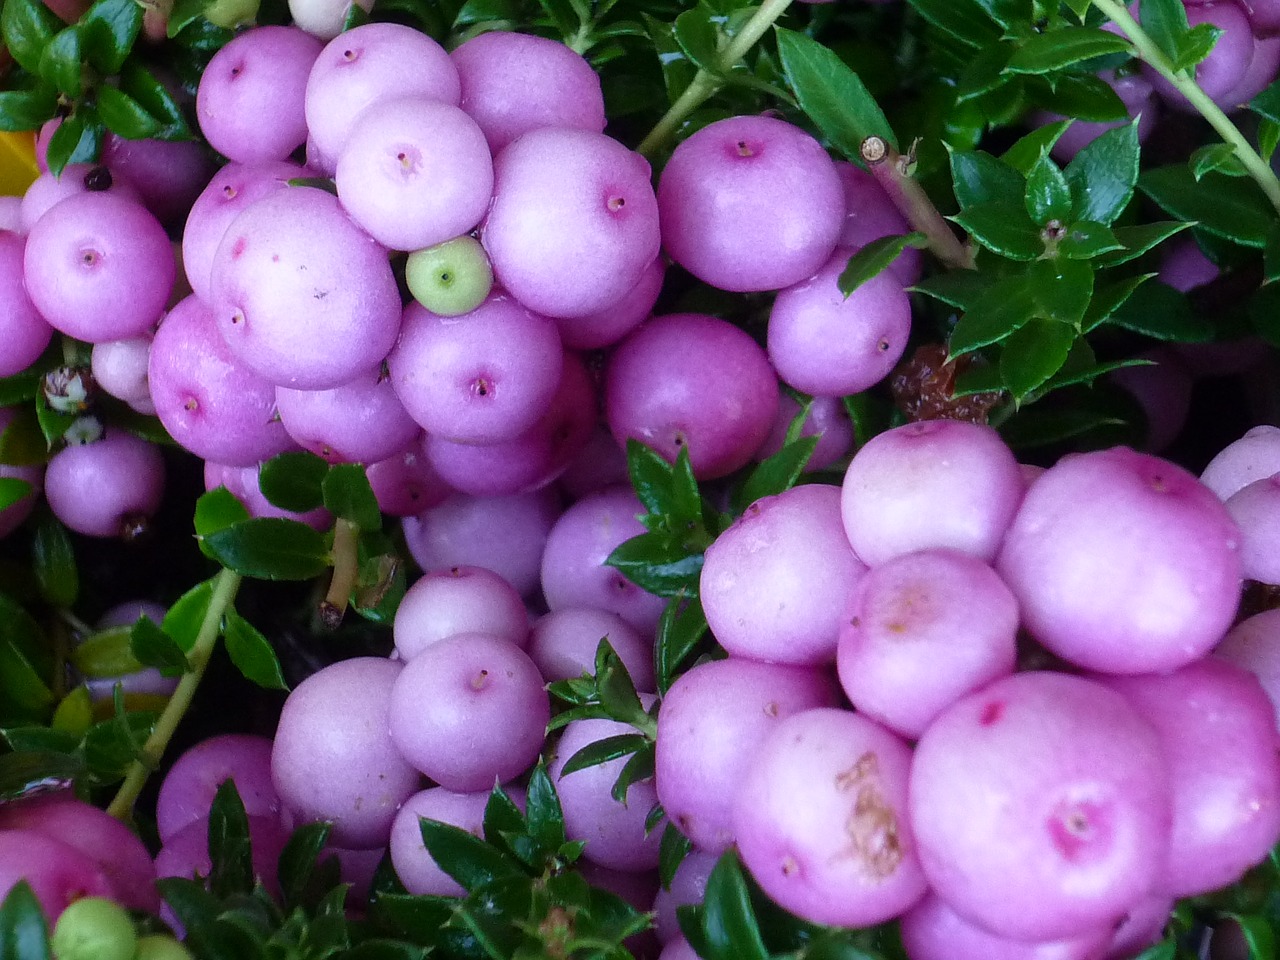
[365,441,452,517]
[528,607,654,691]
[393,565,529,661]
[389,786,526,896]
[1225,476,1280,585]
[24,191,175,343]
[909,672,1171,942]
[998,447,1242,674]
[1201,425,1280,500]
[90,336,152,405]
[732,707,926,927]
[44,430,165,538]
[657,114,843,292]
[605,313,779,481]
[20,163,142,233]
[834,162,920,284]
[0,230,53,377]
[482,127,660,318]
[1217,608,1280,732]
[0,829,116,921]
[156,734,281,843]
[275,370,421,465]
[450,31,605,153]
[271,657,421,848]
[900,893,1111,960]
[210,186,402,389]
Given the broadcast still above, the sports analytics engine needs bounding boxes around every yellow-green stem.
[106,568,242,821]
[636,0,795,156]
[1092,0,1280,216]
[319,518,359,630]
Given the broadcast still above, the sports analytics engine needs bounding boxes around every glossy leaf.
[202,518,331,581]
[1058,220,1124,259]
[0,0,62,75]
[0,751,82,802]
[1030,71,1128,121]
[195,486,251,544]
[163,577,216,653]
[673,5,719,73]
[1025,150,1072,225]
[604,531,703,597]
[1002,119,1073,174]
[1000,318,1077,401]
[733,435,819,514]
[208,780,255,898]
[30,515,76,609]
[38,26,83,98]
[0,89,60,134]
[902,0,1001,48]
[949,148,1025,209]
[83,709,156,780]
[258,450,328,513]
[417,818,525,893]
[524,761,567,857]
[0,882,49,960]
[96,86,162,140]
[1191,142,1248,180]
[700,851,770,960]
[118,61,191,140]
[223,608,288,690]
[70,625,140,678]
[0,478,31,514]
[1171,22,1222,73]
[659,822,692,889]
[80,0,144,74]
[949,273,1039,357]
[951,201,1043,259]
[655,594,708,695]
[836,233,927,295]
[1006,26,1130,74]
[1065,119,1140,225]
[776,26,896,155]
[1030,257,1093,327]
[1081,273,1155,333]
[1095,221,1192,266]
[561,733,648,777]
[1139,165,1274,247]
[322,464,382,531]
[1108,280,1212,340]
[130,616,190,676]
[1140,0,1191,66]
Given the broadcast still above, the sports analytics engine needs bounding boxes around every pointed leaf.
[902,0,1001,48]
[195,486,251,543]
[130,616,190,676]
[604,532,703,597]
[1172,21,1222,72]
[44,109,101,178]
[1065,119,1140,225]
[1108,280,1212,340]
[96,86,162,140]
[223,609,287,690]
[776,26,896,155]
[561,733,648,777]
[0,882,50,960]
[999,319,1077,400]
[655,594,707,695]
[734,435,819,513]
[951,201,1043,259]
[1139,165,1274,247]
[417,818,525,893]
[0,474,32,513]
[1030,257,1094,327]
[208,780,255,897]
[1096,221,1192,267]
[163,578,215,653]
[80,0,143,74]
[1140,0,1191,66]
[1002,119,1073,174]
[38,25,83,98]
[258,450,328,513]
[277,821,332,909]
[700,851,770,960]
[0,0,61,75]
[1025,150,1073,225]
[837,233,927,295]
[31,515,77,609]
[659,822,692,889]
[1059,220,1124,259]
[1190,142,1248,180]
[202,518,331,581]
[1006,25,1130,74]
[0,89,60,133]
[949,273,1039,357]
[1082,273,1156,333]
[524,762,566,856]
[949,149,1025,209]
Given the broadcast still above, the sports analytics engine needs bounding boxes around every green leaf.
[1095,221,1192,266]
[1139,165,1275,247]
[0,0,62,75]
[655,595,707,695]
[1140,0,1191,66]
[1030,257,1094,327]
[30,515,76,609]
[0,407,44,466]
[3,724,79,753]
[524,761,566,857]
[1266,223,1280,285]
[1252,78,1280,123]
[0,882,50,960]
[672,5,720,73]
[1227,914,1276,960]
[417,818,526,893]
[949,273,1039,357]
[195,486,251,545]
[258,451,329,513]
[1002,119,1073,174]
[951,201,1043,260]
[96,86,162,140]
[452,0,522,26]
[908,270,991,310]
[1082,273,1155,333]
[130,616,190,676]
[0,751,82,801]
[0,595,53,721]
[79,0,144,74]
[1025,150,1072,225]
[1030,71,1128,121]
[38,25,83,98]
[70,625,141,678]
[1190,142,1248,180]
[902,0,1001,48]
[610,744,655,803]
[1064,119,1139,226]
[0,478,31,513]
[202,518,331,581]
[322,464,381,531]
[83,709,156,780]
[0,88,60,133]
[700,851,770,960]
[277,821,333,910]
[595,640,649,729]
[837,234,927,295]
[604,532,703,597]
[208,780,255,898]
[45,108,103,177]
[1059,220,1124,259]
[1261,119,1280,163]
[163,577,215,653]
[1108,280,1212,340]
[222,609,287,690]
[1250,282,1280,347]
[999,318,1077,401]
[735,434,820,514]
[1006,25,1130,74]
[955,39,1013,103]
[659,822,692,889]
[560,733,648,776]
[1171,21,1222,73]
[949,148,1026,209]
[775,26,896,156]
[118,61,191,140]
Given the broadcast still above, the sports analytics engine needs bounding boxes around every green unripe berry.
[133,933,196,960]
[50,897,136,960]
[405,235,494,317]
[202,0,261,28]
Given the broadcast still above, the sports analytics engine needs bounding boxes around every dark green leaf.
[1064,119,1140,226]
[659,822,692,889]
[452,0,522,27]
[1266,223,1280,284]
[1059,220,1124,259]
[322,464,381,531]
[951,201,1043,259]
[1030,257,1094,327]
[955,39,1013,103]
[644,13,697,106]
[908,270,991,310]
[1081,273,1155,333]
[0,406,44,466]
[1172,21,1222,73]
[118,60,191,140]
[1261,119,1280,163]
[44,109,99,178]
[1139,165,1275,247]
[1251,78,1280,123]
[258,450,329,513]
[523,761,566,857]
[223,609,287,690]
[626,439,679,519]
[1030,71,1128,121]
[0,594,53,721]
[1191,142,1248,180]
[130,615,190,676]
[209,780,255,897]
[734,436,819,514]
[1025,150,1072,225]
[1226,914,1276,960]
[195,486,251,544]
[79,0,144,74]
[30,515,75,609]
[604,532,703,597]
[836,234,927,295]
[561,733,648,777]
[610,745,655,803]
[1002,119,1073,174]
[999,318,1077,401]
[0,881,50,960]
[38,25,83,98]
[1096,221,1192,267]
[0,88,60,134]
[0,751,82,802]
[0,0,62,75]
[949,149,1025,209]
[1130,942,1177,960]
[902,0,1001,48]
[1108,280,1212,340]
[1006,25,1130,74]
[655,594,707,695]
[96,86,161,140]
[672,5,719,73]
[0,478,31,514]
[202,518,331,581]
[1140,0,1191,66]
[163,577,215,653]
[83,709,156,780]
[949,273,1039,357]
[1,725,78,753]
[700,851,770,960]
[70,625,140,678]
[595,639,648,729]
[417,818,525,893]
[669,445,703,531]
[776,26,896,155]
